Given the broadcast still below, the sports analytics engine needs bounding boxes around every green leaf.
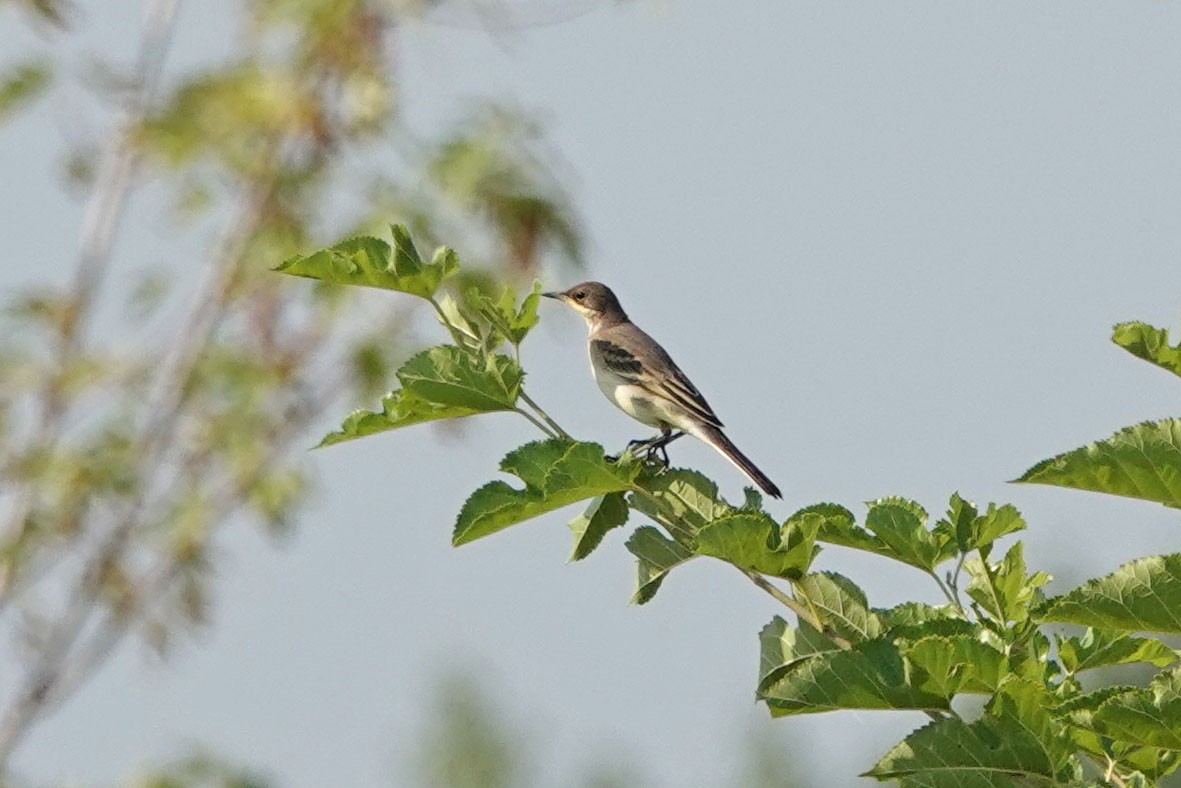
[938,496,1025,557]
[318,389,481,447]
[757,616,839,693]
[965,542,1049,625]
[1036,554,1181,634]
[1057,628,1179,675]
[817,499,957,571]
[905,636,1008,696]
[467,281,542,346]
[1015,419,1181,509]
[1058,687,1181,781]
[759,638,948,716]
[319,346,521,446]
[434,292,487,347]
[567,492,629,561]
[875,605,980,646]
[1089,669,1181,750]
[273,225,458,299]
[877,602,966,631]
[864,498,953,572]
[398,346,522,411]
[0,60,51,123]
[811,502,896,557]
[453,440,642,546]
[629,468,733,533]
[625,526,693,605]
[794,572,883,643]
[867,678,1079,786]
[1113,321,1181,380]
[694,511,817,579]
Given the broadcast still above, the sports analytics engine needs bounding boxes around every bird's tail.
[694,424,782,499]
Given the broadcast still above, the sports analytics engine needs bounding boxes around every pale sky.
[2,2,1181,786]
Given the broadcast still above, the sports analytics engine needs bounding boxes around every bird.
[543,281,782,499]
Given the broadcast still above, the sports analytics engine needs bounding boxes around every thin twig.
[928,570,961,613]
[514,407,556,438]
[518,390,571,440]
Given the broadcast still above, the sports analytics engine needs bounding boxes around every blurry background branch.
[0,0,585,772]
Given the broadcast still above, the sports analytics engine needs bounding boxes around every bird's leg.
[612,434,656,463]
[626,435,659,452]
[644,429,685,466]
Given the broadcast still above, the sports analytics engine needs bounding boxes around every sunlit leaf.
[318,390,481,447]
[937,494,1025,557]
[1113,321,1181,380]
[866,679,1080,785]
[695,511,817,579]
[876,602,966,631]
[567,492,629,561]
[815,499,956,571]
[397,346,521,412]
[274,226,459,299]
[454,440,642,546]
[759,638,948,716]
[757,616,839,693]
[1036,554,1181,634]
[467,280,542,346]
[625,525,693,605]
[629,468,733,533]
[1089,669,1181,750]
[965,542,1049,625]
[1016,419,1181,509]
[318,346,521,446]
[794,572,882,643]
[864,498,953,572]
[905,636,1008,696]
[1057,628,1179,675]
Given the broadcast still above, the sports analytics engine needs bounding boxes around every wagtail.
[544,282,782,499]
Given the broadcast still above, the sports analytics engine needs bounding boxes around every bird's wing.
[592,334,724,429]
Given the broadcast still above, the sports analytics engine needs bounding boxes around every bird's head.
[543,281,627,326]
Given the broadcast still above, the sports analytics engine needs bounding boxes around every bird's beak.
[542,291,564,301]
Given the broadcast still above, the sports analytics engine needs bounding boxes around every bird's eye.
[573,291,586,301]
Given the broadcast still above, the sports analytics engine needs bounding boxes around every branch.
[0,0,182,598]
[0,133,282,772]
[517,390,571,440]
[513,406,556,438]
[36,383,336,720]
[928,569,962,615]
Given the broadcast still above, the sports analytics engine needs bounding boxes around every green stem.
[518,389,572,440]
[731,570,853,650]
[945,552,968,616]
[514,407,557,438]
[977,548,1006,624]
[929,570,964,616]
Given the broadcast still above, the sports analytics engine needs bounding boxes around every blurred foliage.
[0,60,51,125]
[0,0,585,773]
[408,674,530,788]
[128,752,271,788]
[117,669,812,788]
